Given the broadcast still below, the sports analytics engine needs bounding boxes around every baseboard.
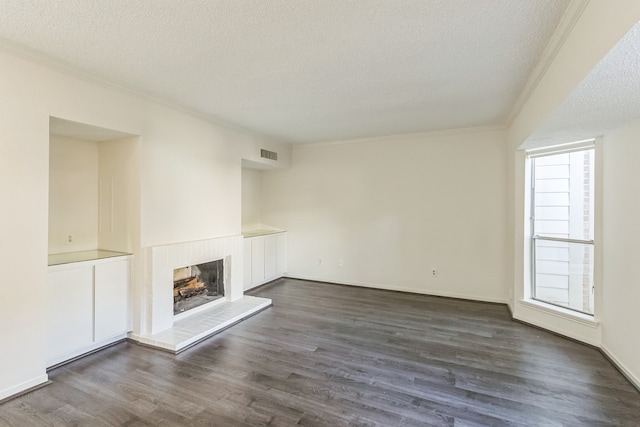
[509,313,600,348]
[285,274,507,304]
[600,345,640,392]
[508,311,601,349]
[46,334,128,369]
[244,276,286,293]
[289,275,640,393]
[0,374,50,403]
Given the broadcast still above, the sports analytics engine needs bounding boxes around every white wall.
[506,0,640,386]
[3,0,638,402]
[98,137,141,253]
[511,147,602,346]
[508,0,640,149]
[241,168,263,229]
[240,136,292,170]
[49,134,140,255]
[0,47,288,400]
[0,52,51,399]
[48,135,99,253]
[139,103,246,246]
[601,118,640,385]
[261,129,509,302]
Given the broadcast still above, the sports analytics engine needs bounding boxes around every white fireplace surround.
[142,235,245,336]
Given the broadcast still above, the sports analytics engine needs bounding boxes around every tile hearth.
[135,296,272,353]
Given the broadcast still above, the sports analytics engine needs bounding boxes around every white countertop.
[242,229,285,238]
[48,249,132,266]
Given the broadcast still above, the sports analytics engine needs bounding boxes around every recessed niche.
[48,117,140,258]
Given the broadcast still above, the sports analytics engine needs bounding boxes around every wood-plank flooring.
[1,279,639,426]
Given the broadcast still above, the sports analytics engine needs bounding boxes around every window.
[530,144,595,315]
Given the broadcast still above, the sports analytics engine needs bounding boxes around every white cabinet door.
[243,238,252,290]
[94,260,130,342]
[244,232,287,292]
[276,233,287,276]
[251,238,265,285]
[264,235,278,280]
[46,266,94,361]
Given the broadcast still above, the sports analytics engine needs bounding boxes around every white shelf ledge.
[48,249,131,266]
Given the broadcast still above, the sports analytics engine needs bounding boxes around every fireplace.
[130,235,272,352]
[173,259,224,315]
[133,235,246,337]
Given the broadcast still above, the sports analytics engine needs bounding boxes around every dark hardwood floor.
[2,279,639,426]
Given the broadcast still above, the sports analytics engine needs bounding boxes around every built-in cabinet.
[94,260,130,341]
[46,253,131,367]
[243,231,287,290]
[46,119,138,368]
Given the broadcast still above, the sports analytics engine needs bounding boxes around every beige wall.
[48,135,99,253]
[506,0,640,386]
[1,51,52,399]
[3,0,640,402]
[508,0,640,149]
[241,168,263,229]
[0,47,289,400]
[48,135,140,255]
[261,129,509,302]
[98,136,141,253]
[138,103,243,246]
[601,118,640,385]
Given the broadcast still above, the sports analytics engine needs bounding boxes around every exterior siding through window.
[532,149,594,314]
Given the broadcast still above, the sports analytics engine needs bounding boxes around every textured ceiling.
[0,0,571,144]
[525,22,640,149]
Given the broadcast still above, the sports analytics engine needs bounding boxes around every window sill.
[519,299,600,328]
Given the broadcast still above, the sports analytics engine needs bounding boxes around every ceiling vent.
[260,148,278,161]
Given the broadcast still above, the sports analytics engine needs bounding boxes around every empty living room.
[1,1,639,425]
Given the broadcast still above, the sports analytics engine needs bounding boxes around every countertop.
[242,229,285,238]
[48,249,132,266]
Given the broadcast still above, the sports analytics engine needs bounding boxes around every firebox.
[173,259,224,315]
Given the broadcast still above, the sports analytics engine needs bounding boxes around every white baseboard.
[46,333,128,368]
[0,374,49,402]
[244,274,285,292]
[285,274,507,304]
[512,303,601,347]
[288,274,640,392]
[600,345,640,391]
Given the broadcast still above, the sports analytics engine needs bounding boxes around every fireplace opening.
[173,259,224,315]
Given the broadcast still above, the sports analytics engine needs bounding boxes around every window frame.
[528,142,595,316]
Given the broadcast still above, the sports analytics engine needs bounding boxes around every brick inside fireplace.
[173,259,224,315]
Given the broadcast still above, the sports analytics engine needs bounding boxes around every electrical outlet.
[338,259,344,267]
[67,234,73,243]
[431,268,437,277]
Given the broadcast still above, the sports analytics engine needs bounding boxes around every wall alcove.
[48,117,141,258]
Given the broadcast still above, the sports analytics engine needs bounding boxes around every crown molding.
[506,0,591,127]
[0,40,289,147]
[296,125,506,149]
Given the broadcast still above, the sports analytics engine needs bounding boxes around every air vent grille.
[260,148,278,161]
